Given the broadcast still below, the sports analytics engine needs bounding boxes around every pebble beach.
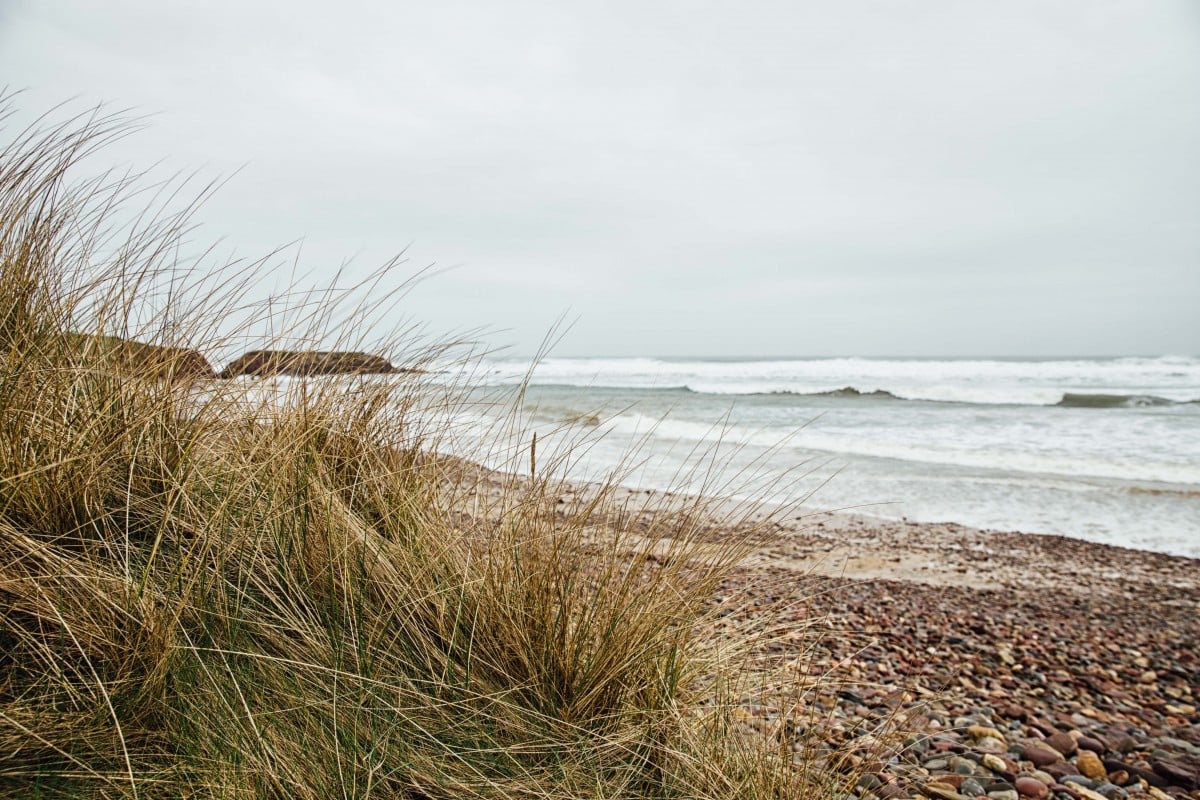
[711,509,1200,800]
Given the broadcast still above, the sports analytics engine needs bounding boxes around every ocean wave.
[513,379,1200,408]
[682,386,1198,408]
[679,382,1062,404]
[1125,485,1200,498]
[1055,392,1181,409]
[812,386,899,400]
[475,355,1200,407]
[673,385,901,400]
[596,412,1200,485]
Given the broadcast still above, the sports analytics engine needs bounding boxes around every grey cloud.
[1,0,1197,356]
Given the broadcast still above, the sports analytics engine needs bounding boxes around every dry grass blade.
[0,94,857,799]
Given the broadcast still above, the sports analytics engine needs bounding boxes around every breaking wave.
[681,386,1197,408]
[1056,392,1184,409]
[477,355,1200,407]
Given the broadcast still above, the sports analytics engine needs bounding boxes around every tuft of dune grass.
[0,97,854,799]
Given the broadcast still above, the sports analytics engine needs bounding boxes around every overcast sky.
[2,1,1198,357]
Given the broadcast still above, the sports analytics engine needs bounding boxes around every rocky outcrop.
[218,350,396,379]
[67,333,216,380]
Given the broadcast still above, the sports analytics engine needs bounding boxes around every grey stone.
[961,779,987,797]
[857,774,882,790]
[1061,776,1096,790]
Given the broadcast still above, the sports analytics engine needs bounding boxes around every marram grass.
[0,99,852,799]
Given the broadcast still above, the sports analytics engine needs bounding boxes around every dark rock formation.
[68,333,216,380]
[219,350,396,379]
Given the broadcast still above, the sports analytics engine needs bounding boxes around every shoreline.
[595,480,1200,581]
[710,505,1200,797]
[503,360,1200,561]
[515,474,1200,797]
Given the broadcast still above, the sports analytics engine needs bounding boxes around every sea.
[449,356,1200,559]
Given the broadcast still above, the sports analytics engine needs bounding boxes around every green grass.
[0,97,852,799]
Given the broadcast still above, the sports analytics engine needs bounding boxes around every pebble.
[1157,736,1200,755]
[907,736,934,757]
[924,782,967,800]
[987,791,1018,800]
[1150,753,1200,789]
[1074,751,1107,782]
[950,757,978,776]
[1015,777,1049,799]
[961,779,987,797]
[1027,747,1062,767]
[938,775,966,790]
[1043,763,1081,781]
[982,755,1009,774]
[1108,736,1139,755]
[971,726,1008,743]
[1068,786,1111,800]
[1047,733,1078,757]
[859,774,884,791]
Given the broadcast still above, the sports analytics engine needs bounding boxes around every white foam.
[593,409,1200,485]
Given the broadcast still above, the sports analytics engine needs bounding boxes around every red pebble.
[1015,776,1049,799]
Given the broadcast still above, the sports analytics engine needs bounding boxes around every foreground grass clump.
[0,103,843,798]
